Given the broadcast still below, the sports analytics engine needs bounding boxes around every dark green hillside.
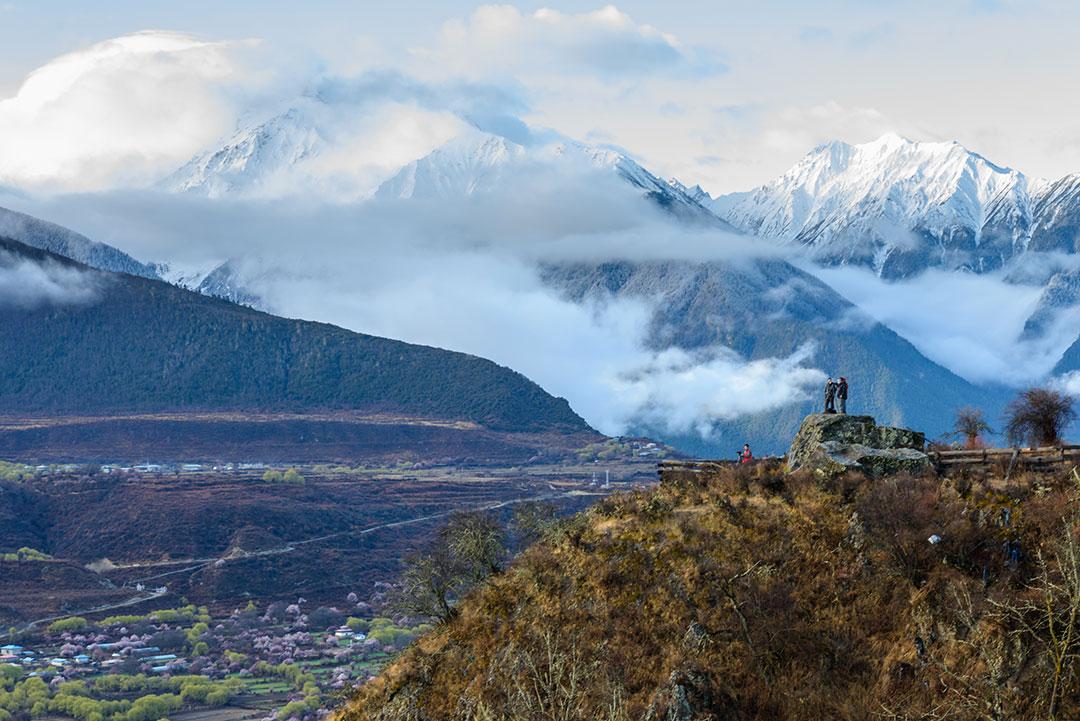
[0,238,587,433]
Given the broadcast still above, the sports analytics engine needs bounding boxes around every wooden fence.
[926,445,1080,474]
[660,446,1080,481]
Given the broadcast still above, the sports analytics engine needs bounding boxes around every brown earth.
[0,412,601,465]
[0,461,655,627]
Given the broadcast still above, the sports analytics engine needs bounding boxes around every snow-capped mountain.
[709,134,1043,279]
[376,129,733,227]
[160,107,327,199]
[1029,173,1080,254]
[375,130,525,199]
[0,205,159,279]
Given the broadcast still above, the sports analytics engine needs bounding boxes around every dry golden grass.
[337,464,1080,721]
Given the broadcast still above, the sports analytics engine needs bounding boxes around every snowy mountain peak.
[710,134,1035,278]
[374,130,735,228]
[161,107,326,199]
[375,128,525,200]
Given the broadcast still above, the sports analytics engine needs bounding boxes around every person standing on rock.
[738,443,753,464]
[837,376,848,414]
[824,377,838,414]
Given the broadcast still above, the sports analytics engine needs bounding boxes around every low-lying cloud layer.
[4,165,820,439]
[0,252,102,307]
[810,264,1074,386]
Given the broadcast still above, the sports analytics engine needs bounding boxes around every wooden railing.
[660,446,1080,481]
[926,445,1080,470]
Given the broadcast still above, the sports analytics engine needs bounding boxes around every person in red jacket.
[738,443,753,463]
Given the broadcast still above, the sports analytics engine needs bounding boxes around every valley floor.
[1,457,659,626]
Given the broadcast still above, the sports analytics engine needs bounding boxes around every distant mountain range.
[7,124,1080,455]
[706,133,1080,280]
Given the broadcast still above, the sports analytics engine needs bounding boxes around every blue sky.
[1,1,1078,192]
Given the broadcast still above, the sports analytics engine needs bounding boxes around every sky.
[1,1,1079,195]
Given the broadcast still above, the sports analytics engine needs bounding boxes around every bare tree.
[994,513,1080,718]
[1005,388,1076,448]
[391,543,463,623]
[512,501,558,549]
[390,511,507,622]
[951,406,994,449]
[445,510,506,583]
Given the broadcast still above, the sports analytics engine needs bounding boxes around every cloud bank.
[6,164,821,439]
[416,5,723,80]
[0,252,102,307]
[0,31,268,192]
[809,264,1072,386]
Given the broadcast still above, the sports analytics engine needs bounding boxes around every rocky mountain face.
[542,258,1006,454]
[1029,173,1080,254]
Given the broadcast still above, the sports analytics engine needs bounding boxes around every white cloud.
[809,264,1070,386]
[414,5,723,80]
[1051,371,1080,397]
[758,101,923,157]
[8,162,819,438]
[0,252,102,307]
[0,31,264,192]
[604,344,825,438]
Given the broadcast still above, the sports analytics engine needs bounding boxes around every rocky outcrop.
[787,414,930,477]
[643,668,734,721]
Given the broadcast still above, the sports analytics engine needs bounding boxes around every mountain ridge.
[0,236,590,436]
[707,133,1054,279]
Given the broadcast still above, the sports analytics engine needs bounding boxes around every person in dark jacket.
[837,377,848,414]
[824,377,837,413]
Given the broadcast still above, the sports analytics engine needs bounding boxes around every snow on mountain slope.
[376,130,734,227]
[375,129,525,199]
[161,108,325,199]
[1029,173,1080,254]
[710,134,1038,279]
[161,98,467,201]
[0,205,159,279]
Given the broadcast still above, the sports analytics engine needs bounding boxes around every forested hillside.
[0,238,587,434]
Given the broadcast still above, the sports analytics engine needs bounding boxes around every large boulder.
[787,414,930,477]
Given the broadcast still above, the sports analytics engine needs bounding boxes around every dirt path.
[126,490,601,585]
[3,590,167,638]
[3,489,606,640]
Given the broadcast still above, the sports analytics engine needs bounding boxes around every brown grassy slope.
[338,463,1080,721]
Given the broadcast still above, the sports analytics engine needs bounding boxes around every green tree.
[47,616,88,633]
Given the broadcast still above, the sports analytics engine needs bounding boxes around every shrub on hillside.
[340,463,1080,721]
[47,616,88,633]
[1005,387,1076,447]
